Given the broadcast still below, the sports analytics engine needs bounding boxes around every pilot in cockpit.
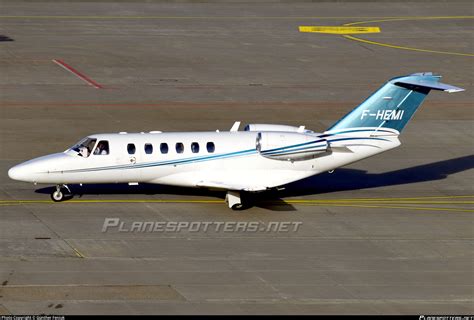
[79,146,89,157]
[72,137,96,158]
[94,141,109,155]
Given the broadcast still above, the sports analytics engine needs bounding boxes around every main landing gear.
[50,184,72,202]
[226,191,244,210]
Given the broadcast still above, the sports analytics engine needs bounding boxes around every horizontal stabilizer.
[395,75,464,93]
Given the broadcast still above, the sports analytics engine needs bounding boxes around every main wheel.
[51,189,64,202]
[231,203,244,211]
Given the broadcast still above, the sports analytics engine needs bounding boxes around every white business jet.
[8,73,464,209]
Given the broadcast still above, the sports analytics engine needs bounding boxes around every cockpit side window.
[93,140,110,155]
[71,137,97,158]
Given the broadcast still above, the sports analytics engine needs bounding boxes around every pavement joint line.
[16,200,86,260]
[0,15,472,20]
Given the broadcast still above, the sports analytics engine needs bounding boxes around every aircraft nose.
[8,162,39,182]
[8,153,67,183]
[8,164,27,181]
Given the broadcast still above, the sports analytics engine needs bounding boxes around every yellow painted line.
[297,203,474,213]
[63,238,86,258]
[0,196,472,205]
[72,247,85,259]
[0,199,223,205]
[344,35,474,57]
[343,16,474,26]
[0,197,472,215]
[343,16,474,57]
[283,195,474,201]
[336,196,474,200]
[299,26,380,34]
[289,201,474,205]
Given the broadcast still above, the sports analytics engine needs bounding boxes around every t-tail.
[326,72,464,135]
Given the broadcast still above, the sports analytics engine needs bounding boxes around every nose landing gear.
[50,184,72,202]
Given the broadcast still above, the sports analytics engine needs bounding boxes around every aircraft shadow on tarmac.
[35,154,474,211]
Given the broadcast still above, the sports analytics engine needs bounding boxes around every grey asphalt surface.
[0,1,473,315]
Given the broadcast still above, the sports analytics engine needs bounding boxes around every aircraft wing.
[195,180,267,192]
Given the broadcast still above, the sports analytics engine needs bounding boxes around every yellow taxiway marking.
[343,16,474,57]
[71,247,85,259]
[297,203,474,213]
[0,196,472,204]
[299,26,380,34]
[344,16,474,26]
[0,196,472,213]
[282,195,474,201]
[1,195,472,203]
[1,14,470,55]
[343,35,474,57]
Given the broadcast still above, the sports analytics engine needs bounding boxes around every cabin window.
[176,142,184,154]
[93,140,109,155]
[207,142,215,153]
[144,143,153,154]
[191,142,200,153]
[160,143,169,154]
[127,143,136,155]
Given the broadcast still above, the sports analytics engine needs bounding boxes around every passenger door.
[114,142,142,183]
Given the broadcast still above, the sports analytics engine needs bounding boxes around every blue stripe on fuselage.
[55,134,391,174]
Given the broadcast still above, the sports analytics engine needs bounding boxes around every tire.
[231,203,244,211]
[51,190,64,202]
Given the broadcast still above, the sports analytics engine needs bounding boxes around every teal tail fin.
[327,72,464,133]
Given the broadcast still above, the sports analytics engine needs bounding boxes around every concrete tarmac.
[0,1,473,315]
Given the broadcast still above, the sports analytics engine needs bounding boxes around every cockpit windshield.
[70,137,97,158]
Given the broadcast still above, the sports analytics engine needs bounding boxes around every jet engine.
[256,132,328,161]
[244,124,313,133]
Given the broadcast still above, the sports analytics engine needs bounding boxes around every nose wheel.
[50,184,72,202]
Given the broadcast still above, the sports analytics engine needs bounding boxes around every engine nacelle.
[244,124,313,133]
[256,132,328,161]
